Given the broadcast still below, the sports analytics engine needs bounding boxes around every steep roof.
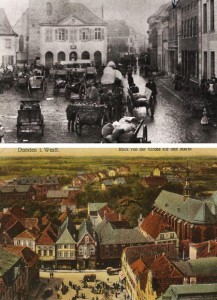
[14,229,37,240]
[61,3,106,25]
[123,243,177,265]
[5,246,38,267]
[140,211,171,239]
[0,247,20,276]
[190,240,217,258]
[0,8,18,36]
[0,185,33,193]
[37,230,57,245]
[102,179,113,186]
[78,220,96,242]
[56,217,76,245]
[130,258,147,275]
[88,202,107,212]
[95,220,148,245]
[114,177,126,184]
[154,190,217,224]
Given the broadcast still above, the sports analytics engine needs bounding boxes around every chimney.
[101,4,104,19]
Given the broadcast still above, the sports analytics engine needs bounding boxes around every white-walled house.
[0,8,18,67]
[40,3,107,66]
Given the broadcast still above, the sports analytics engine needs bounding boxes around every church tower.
[28,0,69,60]
[183,162,191,201]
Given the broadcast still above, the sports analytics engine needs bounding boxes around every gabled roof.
[5,246,38,267]
[37,230,57,245]
[163,283,217,297]
[88,203,107,213]
[190,240,217,258]
[6,220,26,239]
[123,243,177,266]
[0,247,20,276]
[140,211,171,239]
[17,176,59,185]
[47,190,69,198]
[14,229,37,240]
[61,3,106,26]
[0,8,18,36]
[56,217,76,245]
[154,190,217,224]
[95,220,148,245]
[78,220,96,243]
[19,218,39,231]
[130,258,147,276]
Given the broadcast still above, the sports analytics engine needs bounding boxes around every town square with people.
[1,0,217,143]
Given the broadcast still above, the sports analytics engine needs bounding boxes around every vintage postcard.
[0,147,217,299]
[0,0,215,143]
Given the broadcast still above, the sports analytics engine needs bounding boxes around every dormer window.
[46,2,52,16]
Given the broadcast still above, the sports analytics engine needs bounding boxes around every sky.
[0,0,170,33]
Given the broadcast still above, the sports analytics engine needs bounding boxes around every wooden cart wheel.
[75,115,82,136]
[101,115,105,128]
[79,84,86,100]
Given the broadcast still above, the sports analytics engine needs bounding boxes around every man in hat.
[66,101,77,132]
[146,77,157,104]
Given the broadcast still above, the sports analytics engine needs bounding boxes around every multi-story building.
[180,0,200,84]
[14,1,107,66]
[77,220,98,269]
[0,247,28,300]
[200,0,217,79]
[0,8,18,67]
[167,3,182,74]
[55,216,77,269]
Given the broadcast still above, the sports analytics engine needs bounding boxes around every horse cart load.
[16,101,44,136]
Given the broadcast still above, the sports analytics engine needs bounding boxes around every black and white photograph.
[1,0,216,143]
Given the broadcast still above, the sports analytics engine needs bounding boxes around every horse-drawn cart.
[72,103,107,136]
[16,101,44,136]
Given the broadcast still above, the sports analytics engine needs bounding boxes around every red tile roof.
[14,229,37,240]
[130,258,147,275]
[123,243,178,266]
[19,218,40,231]
[37,230,57,245]
[141,176,167,187]
[98,205,114,219]
[140,211,171,239]
[5,245,39,267]
[191,240,217,258]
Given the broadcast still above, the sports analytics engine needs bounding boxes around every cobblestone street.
[33,271,126,300]
[1,73,217,143]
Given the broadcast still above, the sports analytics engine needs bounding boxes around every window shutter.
[65,29,68,41]
[74,29,77,42]
[55,29,58,40]
[79,29,82,41]
[101,28,105,40]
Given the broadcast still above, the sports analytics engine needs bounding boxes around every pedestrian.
[201,109,209,131]
[66,102,77,131]
[128,73,134,87]
[149,95,155,119]
[146,77,157,104]
[47,278,50,284]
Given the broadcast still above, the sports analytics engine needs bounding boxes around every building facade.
[13,1,107,65]
[0,9,18,67]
